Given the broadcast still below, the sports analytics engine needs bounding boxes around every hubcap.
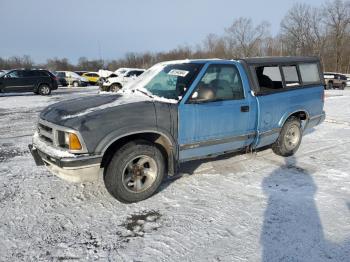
[284,124,300,151]
[41,86,50,95]
[122,155,158,193]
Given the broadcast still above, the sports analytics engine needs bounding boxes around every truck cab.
[29,57,325,203]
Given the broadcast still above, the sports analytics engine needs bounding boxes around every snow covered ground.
[0,87,349,261]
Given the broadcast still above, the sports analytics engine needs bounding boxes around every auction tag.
[168,69,189,77]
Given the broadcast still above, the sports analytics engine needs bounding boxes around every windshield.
[128,62,203,100]
[70,72,81,78]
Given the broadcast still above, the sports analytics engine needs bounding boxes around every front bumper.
[29,144,102,183]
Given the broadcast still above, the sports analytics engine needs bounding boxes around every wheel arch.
[100,131,176,176]
[278,109,309,129]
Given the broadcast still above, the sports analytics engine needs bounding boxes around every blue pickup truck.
[29,56,325,203]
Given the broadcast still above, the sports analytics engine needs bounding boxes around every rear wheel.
[341,83,346,90]
[104,140,165,203]
[38,84,51,96]
[272,116,302,157]
[73,81,79,88]
[109,83,122,92]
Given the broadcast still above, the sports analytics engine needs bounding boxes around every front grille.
[38,121,54,145]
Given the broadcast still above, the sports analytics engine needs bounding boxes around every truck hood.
[40,92,151,127]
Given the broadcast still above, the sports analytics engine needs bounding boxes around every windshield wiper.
[133,88,154,99]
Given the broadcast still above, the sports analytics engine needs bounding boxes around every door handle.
[241,105,250,112]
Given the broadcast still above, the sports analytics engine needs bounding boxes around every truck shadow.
[261,156,349,261]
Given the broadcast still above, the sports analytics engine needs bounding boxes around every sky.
[0,0,324,63]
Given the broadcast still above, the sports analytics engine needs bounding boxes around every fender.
[96,127,176,155]
[278,107,310,128]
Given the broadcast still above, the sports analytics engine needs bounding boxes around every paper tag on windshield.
[168,69,189,77]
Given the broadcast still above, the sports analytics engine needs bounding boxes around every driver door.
[178,64,253,161]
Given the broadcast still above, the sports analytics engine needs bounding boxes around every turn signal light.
[69,133,82,150]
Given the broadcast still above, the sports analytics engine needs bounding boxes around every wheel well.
[290,111,308,121]
[100,132,174,173]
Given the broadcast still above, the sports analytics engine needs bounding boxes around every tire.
[272,116,302,157]
[328,82,333,90]
[341,83,346,90]
[109,83,122,92]
[104,140,166,203]
[73,81,79,88]
[38,84,51,96]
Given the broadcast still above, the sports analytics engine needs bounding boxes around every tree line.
[1,0,350,73]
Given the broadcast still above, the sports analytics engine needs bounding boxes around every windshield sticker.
[168,69,189,77]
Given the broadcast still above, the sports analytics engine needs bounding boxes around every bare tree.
[280,3,326,57]
[225,17,270,57]
[323,0,350,72]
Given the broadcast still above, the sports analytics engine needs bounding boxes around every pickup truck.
[29,57,325,203]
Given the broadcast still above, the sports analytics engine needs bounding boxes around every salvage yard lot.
[0,87,349,261]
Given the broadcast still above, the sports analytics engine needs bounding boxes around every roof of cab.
[239,56,320,65]
[163,56,320,65]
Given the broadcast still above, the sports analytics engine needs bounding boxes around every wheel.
[38,84,51,96]
[104,140,165,203]
[328,82,333,89]
[341,83,346,90]
[73,81,79,88]
[109,83,122,92]
[272,116,302,157]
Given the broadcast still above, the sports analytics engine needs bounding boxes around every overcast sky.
[0,0,323,63]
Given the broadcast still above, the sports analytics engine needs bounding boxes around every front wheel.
[272,116,302,157]
[104,140,165,203]
[109,83,121,92]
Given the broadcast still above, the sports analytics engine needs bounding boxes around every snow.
[0,87,349,261]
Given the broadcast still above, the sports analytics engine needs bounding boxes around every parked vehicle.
[82,72,100,85]
[100,68,145,92]
[29,57,325,203]
[75,71,88,76]
[345,74,350,87]
[0,69,58,95]
[0,70,8,75]
[55,71,89,87]
[53,71,68,87]
[323,72,347,89]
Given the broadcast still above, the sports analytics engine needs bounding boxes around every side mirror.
[4,74,10,79]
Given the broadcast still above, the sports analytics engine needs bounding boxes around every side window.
[256,66,283,92]
[190,64,244,102]
[282,65,300,87]
[8,70,21,78]
[299,63,320,84]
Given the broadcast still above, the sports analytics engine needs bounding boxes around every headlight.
[58,131,82,151]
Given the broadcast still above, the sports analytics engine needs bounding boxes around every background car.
[323,72,347,89]
[53,71,68,86]
[55,71,89,87]
[0,69,58,95]
[75,71,88,76]
[345,74,350,87]
[101,68,145,92]
[82,72,100,85]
